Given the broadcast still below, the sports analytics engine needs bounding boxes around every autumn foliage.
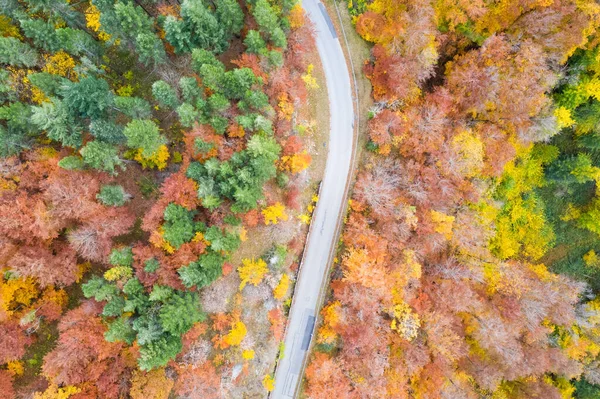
[305,0,600,397]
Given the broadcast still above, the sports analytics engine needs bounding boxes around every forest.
[0,0,321,397]
[305,0,600,398]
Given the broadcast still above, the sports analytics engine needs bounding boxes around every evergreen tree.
[152,80,179,109]
[97,185,131,206]
[31,100,82,147]
[80,140,124,174]
[61,76,114,119]
[123,119,167,157]
[0,37,39,67]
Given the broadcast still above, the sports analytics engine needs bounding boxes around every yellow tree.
[238,258,268,289]
[262,203,288,225]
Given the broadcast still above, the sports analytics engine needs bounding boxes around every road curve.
[271,1,354,397]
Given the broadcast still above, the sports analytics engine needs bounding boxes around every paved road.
[271,1,354,397]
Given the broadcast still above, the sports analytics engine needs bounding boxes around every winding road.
[271,1,354,397]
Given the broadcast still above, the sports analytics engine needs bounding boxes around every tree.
[96,184,130,206]
[244,30,267,55]
[152,80,179,109]
[80,141,124,174]
[0,37,39,67]
[0,322,33,364]
[89,119,126,144]
[123,119,167,158]
[262,202,288,225]
[129,368,173,399]
[60,76,114,119]
[238,258,268,289]
[253,0,287,48]
[305,353,353,399]
[42,301,131,399]
[174,362,221,399]
[31,99,82,148]
[0,370,14,399]
[162,203,197,249]
[215,0,244,36]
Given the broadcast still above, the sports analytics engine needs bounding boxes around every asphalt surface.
[270,0,354,397]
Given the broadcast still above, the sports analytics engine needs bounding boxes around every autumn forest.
[2,0,600,398]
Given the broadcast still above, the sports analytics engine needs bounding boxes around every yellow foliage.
[44,51,77,79]
[262,203,288,225]
[555,106,576,128]
[451,129,484,177]
[129,368,173,399]
[192,232,204,243]
[0,15,22,39]
[262,375,275,392]
[298,213,311,224]
[224,321,247,346]
[273,274,290,300]
[0,276,38,317]
[277,92,294,121]
[584,250,600,268]
[289,4,305,29]
[117,84,134,97]
[239,227,247,242]
[389,302,421,341]
[134,145,170,170]
[561,203,581,222]
[34,384,81,399]
[85,4,111,41]
[6,360,24,376]
[104,266,133,281]
[238,258,268,289]
[430,210,455,239]
[85,5,101,31]
[317,301,340,344]
[76,262,91,283]
[242,349,255,360]
[302,64,319,90]
[280,152,312,173]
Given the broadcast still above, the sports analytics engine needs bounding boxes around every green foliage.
[0,37,39,67]
[187,134,281,212]
[573,378,600,399]
[83,274,205,370]
[109,246,133,267]
[97,184,130,207]
[252,0,287,48]
[61,76,114,119]
[58,155,84,170]
[19,18,62,53]
[215,0,244,36]
[31,99,82,147]
[159,291,205,335]
[89,119,126,144]
[144,258,160,273]
[152,80,179,109]
[178,251,226,288]
[179,77,202,103]
[114,96,152,119]
[0,102,36,156]
[163,203,197,249]
[28,72,68,98]
[123,119,167,157]
[80,140,124,174]
[176,103,198,128]
[244,30,267,54]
